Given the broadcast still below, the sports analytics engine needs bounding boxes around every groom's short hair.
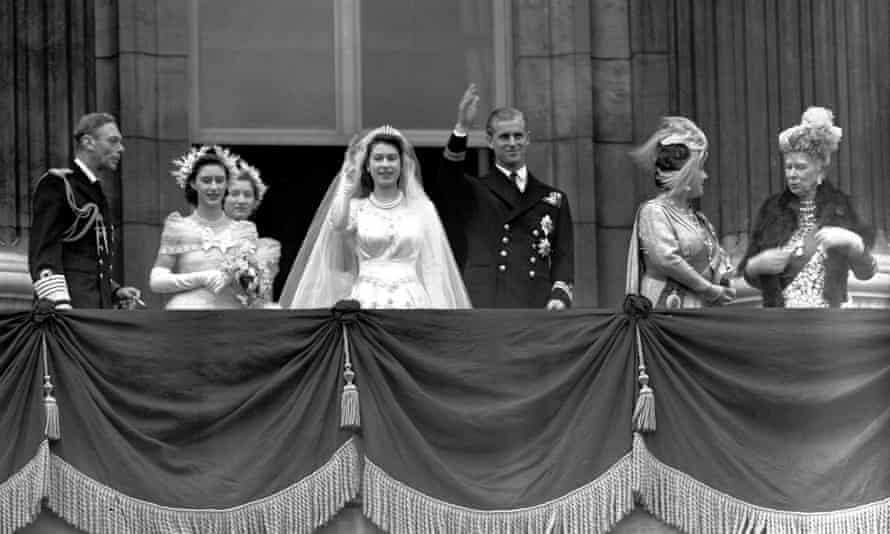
[486,108,526,136]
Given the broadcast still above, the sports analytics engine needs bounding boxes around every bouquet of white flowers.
[221,245,268,308]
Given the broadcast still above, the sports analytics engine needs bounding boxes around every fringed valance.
[1,305,888,533]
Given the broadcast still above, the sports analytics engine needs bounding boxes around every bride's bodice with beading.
[346,197,430,308]
[158,212,259,309]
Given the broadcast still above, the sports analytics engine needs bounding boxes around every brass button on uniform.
[532,229,539,237]
[501,236,509,244]
[500,250,508,257]
[498,264,506,272]
[529,257,537,264]
[529,270,536,278]
[503,223,510,231]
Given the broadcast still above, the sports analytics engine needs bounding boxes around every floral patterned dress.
[156,212,259,309]
[780,201,827,308]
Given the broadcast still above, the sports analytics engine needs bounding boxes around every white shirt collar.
[495,164,528,192]
[74,158,100,183]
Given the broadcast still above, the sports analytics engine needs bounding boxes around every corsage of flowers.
[221,245,268,308]
[535,214,554,258]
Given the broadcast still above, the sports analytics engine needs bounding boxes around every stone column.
[514,0,596,306]
[97,0,191,309]
[590,0,632,308]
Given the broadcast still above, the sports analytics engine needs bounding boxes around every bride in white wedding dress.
[279,125,470,310]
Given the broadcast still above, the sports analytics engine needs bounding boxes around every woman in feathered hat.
[739,107,877,307]
[625,117,735,308]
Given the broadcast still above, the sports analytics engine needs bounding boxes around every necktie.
[509,171,522,192]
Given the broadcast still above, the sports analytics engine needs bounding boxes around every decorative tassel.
[41,334,61,441]
[632,374,655,433]
[43,379,60,441]
[341,370,360,429]
[340,325,360,430]
[632,326,656,433]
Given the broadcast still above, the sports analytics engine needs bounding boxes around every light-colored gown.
[344,197,431,308]
[157,212,260,309]
[627,197,732,308]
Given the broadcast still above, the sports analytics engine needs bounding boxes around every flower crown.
[233,158,268,203]
[778,107,842,160]
[171,145,240,189]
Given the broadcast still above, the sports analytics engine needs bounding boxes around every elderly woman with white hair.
[625,117,735,308]
[739,107,877,308]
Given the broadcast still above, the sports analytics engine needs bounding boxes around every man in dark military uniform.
[428,84,574,309]
[28,112,141,309]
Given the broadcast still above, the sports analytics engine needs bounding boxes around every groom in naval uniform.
[28,112,141,309]
[428,84,574,309]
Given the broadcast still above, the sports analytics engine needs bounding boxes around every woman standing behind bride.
[149,145,260,309]
[224,158,281,306]
[279,125,471,309]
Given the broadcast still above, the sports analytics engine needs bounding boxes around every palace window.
[190,0,512,146]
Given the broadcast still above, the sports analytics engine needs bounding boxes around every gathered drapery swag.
[1,306,888,533]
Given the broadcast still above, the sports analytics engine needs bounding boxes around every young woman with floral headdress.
[279,125,471,309]
[739,107,877,307]
[149,145,263,309]
[625,117,736,308]
[223,158,281,306]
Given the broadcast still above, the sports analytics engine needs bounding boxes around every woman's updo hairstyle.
[654,144,692,186]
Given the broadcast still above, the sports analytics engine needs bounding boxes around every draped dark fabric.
[47,309,350,508]
[639,308,890,512]
[0,308,359,533]
[352,309,636,524]
[0,311,45,482]
[1,306,889,534]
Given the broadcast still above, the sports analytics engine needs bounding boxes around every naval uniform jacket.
[428,133,574,308]
[28,162,119,308]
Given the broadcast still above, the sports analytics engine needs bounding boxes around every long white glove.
[149,266,228,294]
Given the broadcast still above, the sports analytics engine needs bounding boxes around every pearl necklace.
[783,199,817,257]
[662,196,716,263]
[192,212,229,229]
[369,191,403,209]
